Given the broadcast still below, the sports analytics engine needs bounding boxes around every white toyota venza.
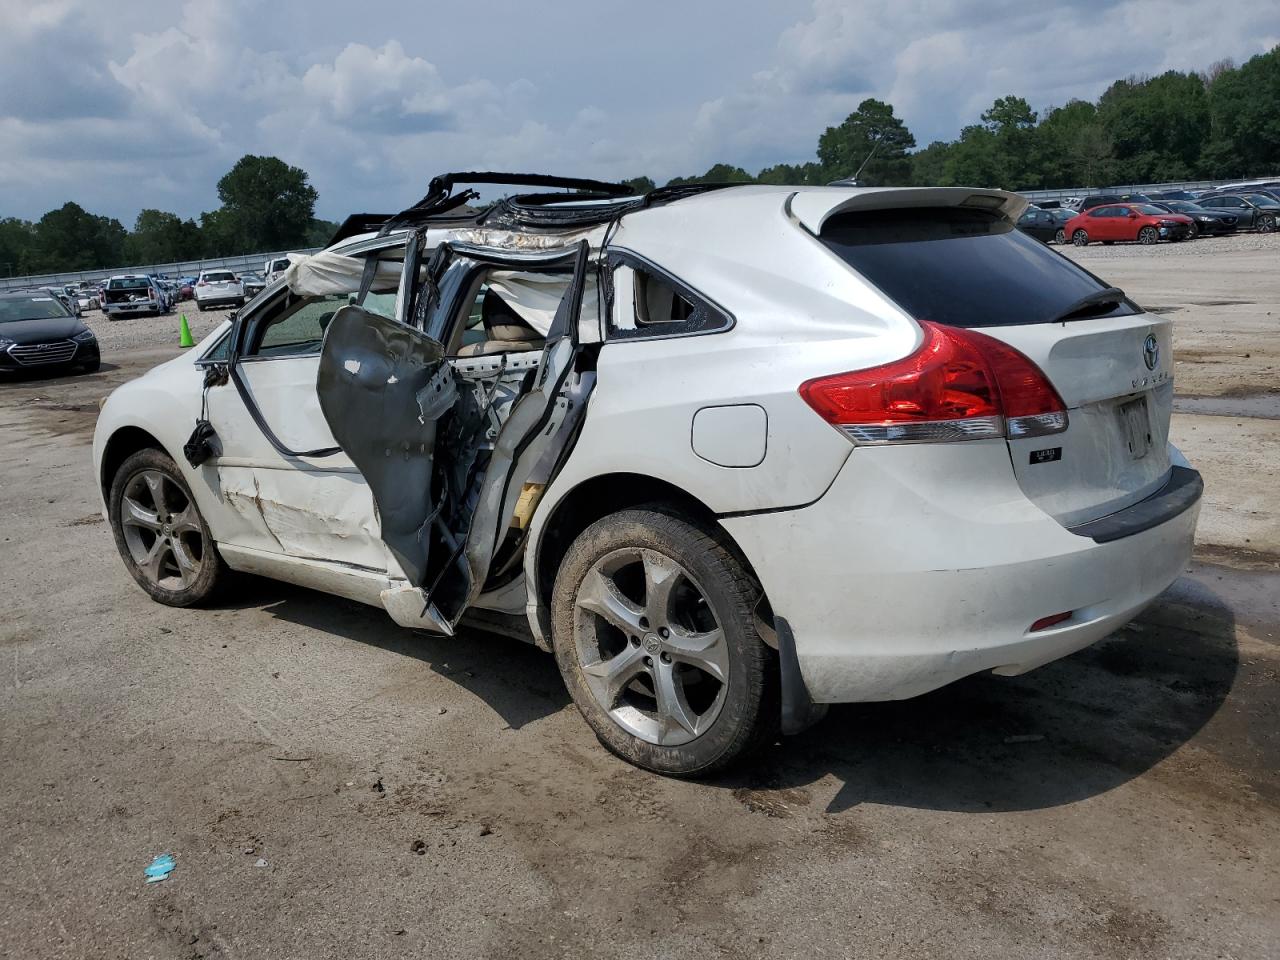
[92,174,1202,775]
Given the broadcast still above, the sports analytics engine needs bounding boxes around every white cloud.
[0,0,1276,223]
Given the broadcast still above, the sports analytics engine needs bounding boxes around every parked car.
[1077,194,1124,212]
[178,281,194,301]
[0,290,99,374]
[62,284,100,312]
[239,271,266,299]
[104,275,167,318]
[193,270,245,311]
[1148,190,1200,201]
[92,176,1201,775]
[43,287,81,317]
[1148,201,1238,237]
[1065,203,1194,245]
[1016,206,1076,244]
[264,256,293,284]
[1195,194,1280,232]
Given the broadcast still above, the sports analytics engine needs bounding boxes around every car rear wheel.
[108,448,226,607]
[1072,230,1089,246]
[1138,226,1159,244]
[1259,215,1277,234]
[1054,228,1066,245]
[1188,222,1200,239]
[551,508,777,776]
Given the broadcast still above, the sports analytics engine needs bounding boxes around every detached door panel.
[316,239,591,634]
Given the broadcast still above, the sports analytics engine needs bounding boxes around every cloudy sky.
[1,0,1277,225]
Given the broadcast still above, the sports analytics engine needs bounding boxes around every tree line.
[0,155,335,278]
[631,45,1280,194]
[5,46,1277,277]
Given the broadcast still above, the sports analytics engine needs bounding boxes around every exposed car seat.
[456,288,545,357]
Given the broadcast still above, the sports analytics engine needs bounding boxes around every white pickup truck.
[103,275,165,318]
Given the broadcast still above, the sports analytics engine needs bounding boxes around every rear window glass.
[203,272,235,282]
[109,278,150,290]
[820,207,1137,328]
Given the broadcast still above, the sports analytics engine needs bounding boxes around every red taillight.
[798,321,1068,443]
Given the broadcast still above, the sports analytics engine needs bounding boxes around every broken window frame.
[604,248,734,343]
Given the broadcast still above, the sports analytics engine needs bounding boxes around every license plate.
[1119,396,1152,460]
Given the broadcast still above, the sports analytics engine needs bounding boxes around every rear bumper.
[105,302,159,314]
[721,441,1200,704]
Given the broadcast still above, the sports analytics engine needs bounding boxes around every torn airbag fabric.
[286,251,404,298]
[316,306,456,586]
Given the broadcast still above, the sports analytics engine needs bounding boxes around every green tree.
[30,203,126,272]
[817,98,916,185]
[304,218,340,248]
[0,218,36,277]
[756,162,827,185]
[909,141,955,186]
[125,209,202,265]
[943,125,1006,187]
[664,163,754,187]
[209,155,319,252]
[1097,71,1210,181]
[622,175,656,194]
[1203,47,1280,178]
[1038,100,1117,187]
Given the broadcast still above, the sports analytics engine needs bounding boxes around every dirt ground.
[1,243,1277,959]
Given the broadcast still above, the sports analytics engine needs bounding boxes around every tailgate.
[983,314,1173,526]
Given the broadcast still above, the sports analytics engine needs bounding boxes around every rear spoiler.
[788,187,1026,235]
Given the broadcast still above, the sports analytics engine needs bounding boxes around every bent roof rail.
[327,175,756,244]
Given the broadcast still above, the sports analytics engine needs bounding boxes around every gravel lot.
[1,237,1277,959]
[82,302,235,353]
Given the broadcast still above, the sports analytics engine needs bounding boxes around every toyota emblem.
[1142,334,1158,371]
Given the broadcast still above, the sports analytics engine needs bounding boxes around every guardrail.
[0,248,322,292]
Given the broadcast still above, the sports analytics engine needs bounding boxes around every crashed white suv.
[92,173,1201,775]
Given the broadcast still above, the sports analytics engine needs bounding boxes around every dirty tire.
[108,448,226,607]
[1138,226,1159,245]
[1054,228,1066,245]
[551,508,778,777]
[1072,229,1089,246]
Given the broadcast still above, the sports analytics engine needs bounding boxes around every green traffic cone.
[179,313,194,348]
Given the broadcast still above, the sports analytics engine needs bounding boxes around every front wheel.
[1258,215,1277,234]
[108,448,226,606]
[1138,226,1159,245]
[551,508,777,776]
[1072,230,1089,246]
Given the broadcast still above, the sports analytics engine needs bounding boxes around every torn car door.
[316,239,591,635]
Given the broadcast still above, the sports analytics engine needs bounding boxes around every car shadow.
[214,575,569,733]
[715,575,1241,813]
[216,571,1240,813]
[0,362,116,383]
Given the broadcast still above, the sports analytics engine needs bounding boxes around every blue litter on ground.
[144,854,175,883]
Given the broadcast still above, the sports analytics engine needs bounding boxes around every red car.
[1065,203,1194,246]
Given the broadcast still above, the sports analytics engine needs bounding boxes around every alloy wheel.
[119,470,205,591]
[1072,230,1089,246]
[1054,228,1066,245]
[572,547,729,747]
[1260,215,1276,234]
[1138,226,1158,244]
